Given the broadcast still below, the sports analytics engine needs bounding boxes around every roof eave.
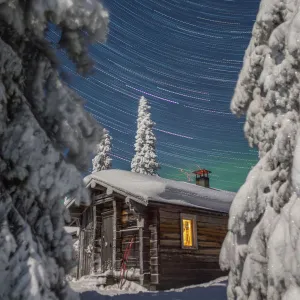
[147,198,229,214]
[87,177,148,207]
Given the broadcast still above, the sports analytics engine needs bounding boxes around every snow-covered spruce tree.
[220,1,300,299]
[92,129,112,172]
[131,96,159,175]
[0,1,108,300]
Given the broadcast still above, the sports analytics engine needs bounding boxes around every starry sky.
[50,0,262,192]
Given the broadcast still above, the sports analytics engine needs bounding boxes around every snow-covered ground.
[70,276,228,300]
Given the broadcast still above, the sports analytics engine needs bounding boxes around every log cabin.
[66,169,235,290]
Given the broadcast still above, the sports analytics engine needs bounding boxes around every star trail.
[49,0,261,192]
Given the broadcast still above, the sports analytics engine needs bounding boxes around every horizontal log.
[159,215,179,222]
[198,234,225,242]
[160,252,219,263]
[161,260,220,270]
[198,241,222,248]
[198,214,228,223]
[161,263,221,272]
[159,210,179,218]
[160,222,180,229]
[159,226,180,234]
[160,265,222,276]
[159,207,200,215]
[197,226,227,235]
[159,248,220,258]
[197,223,227,232]
[197,227,227,236]
[199,248,221,256]
[197,222,227,230]
[158,206,227,217]
[197,221,227,228]
[160,233,181,240]
[160,239,181,248]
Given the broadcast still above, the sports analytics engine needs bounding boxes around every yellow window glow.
[182,219,193,247]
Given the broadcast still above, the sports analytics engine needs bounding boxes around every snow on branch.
[221,1,300,299]
[0,1,109,299]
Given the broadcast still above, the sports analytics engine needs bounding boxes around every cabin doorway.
[101,213,113,272]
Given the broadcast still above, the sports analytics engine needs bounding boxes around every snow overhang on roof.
[84,169,236,213]
[84,174,149,207]
[64,226,79,236]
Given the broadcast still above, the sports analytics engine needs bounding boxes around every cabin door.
[101,214,113,272]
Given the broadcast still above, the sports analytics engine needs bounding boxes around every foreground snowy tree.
[131,96,159,175]
[220,1,300,299]
[92,129,112,172]
[0,1,108,299]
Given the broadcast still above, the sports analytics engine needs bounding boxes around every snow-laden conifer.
[92,129,112,172]
[0,0,108,299]
[131,96,159,175]
[220,1,300,299]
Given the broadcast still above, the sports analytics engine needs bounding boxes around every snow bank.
[84,169,235,213]
[70,279,147,295]
[72,277,227,299]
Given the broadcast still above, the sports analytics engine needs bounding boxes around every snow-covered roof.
[84,170,235,213]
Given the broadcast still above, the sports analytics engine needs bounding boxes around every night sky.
[50,0,261,192]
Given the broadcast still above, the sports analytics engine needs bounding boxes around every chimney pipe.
[193,169,211,188]
[196,176,210,188]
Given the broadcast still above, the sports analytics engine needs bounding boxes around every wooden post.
[78,211,87,278]
[112,199,117,271]
[78,228,85,278]
[77,226,82,280]
[149,223,159,287]
[91,204,97,274]
[138,216,144,286]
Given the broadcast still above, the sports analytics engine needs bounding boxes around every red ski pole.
[119,237,134,288]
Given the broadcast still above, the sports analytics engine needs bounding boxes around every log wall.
[77,187,229,290]
[157,205,228,289]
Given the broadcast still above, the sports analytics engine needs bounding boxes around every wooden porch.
[70,184,156,289]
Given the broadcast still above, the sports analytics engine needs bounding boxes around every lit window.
[181,214,197,249]
[182,219,193,247]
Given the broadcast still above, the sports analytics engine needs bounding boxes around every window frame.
[180,213,198,250]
